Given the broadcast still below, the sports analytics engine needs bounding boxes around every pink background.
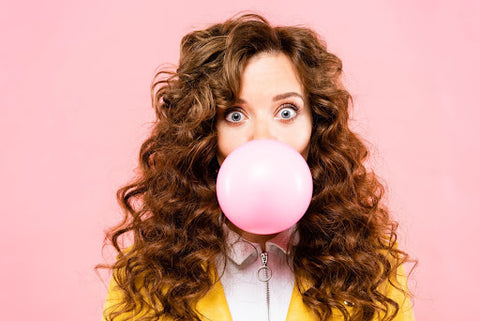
[1,0,479,320]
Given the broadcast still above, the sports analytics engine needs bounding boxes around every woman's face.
[216,52,313,165]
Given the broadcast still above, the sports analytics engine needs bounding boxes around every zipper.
[257,251,272,321]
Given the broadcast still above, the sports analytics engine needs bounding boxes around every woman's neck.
[226,221,279,252]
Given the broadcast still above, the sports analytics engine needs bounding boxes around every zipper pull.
[256,251,272,282]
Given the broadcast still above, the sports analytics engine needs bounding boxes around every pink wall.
[1,1,479,320]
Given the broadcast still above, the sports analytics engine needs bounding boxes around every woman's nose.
[251,120,275,141]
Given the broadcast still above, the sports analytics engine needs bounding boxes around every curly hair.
[100,13,413,321]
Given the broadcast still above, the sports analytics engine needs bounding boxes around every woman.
[101,13,414,321]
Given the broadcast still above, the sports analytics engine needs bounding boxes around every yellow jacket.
[103,266,414,321]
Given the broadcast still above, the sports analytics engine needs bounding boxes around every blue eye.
[276,106,297,120]
[225,110,245,122]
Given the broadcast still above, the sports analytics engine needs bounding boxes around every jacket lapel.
[285,283,318,320]
[196,275,233,321]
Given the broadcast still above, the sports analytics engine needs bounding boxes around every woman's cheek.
[216,127,243,165]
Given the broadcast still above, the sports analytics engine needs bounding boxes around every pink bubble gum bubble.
[216,139,313,235]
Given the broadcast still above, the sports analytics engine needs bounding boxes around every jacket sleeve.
[102,275,121,321]
[101,273,134,321]
[103,273,166,321]
[102,260,164,321]
[385,263,415,321]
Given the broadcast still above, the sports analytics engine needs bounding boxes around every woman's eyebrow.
[236,92,305,104]
[272,92,304,102]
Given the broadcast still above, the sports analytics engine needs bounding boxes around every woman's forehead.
[238,52,305,99]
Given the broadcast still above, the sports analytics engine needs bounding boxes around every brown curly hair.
[100,13,413,321]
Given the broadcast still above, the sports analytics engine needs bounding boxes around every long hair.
[101,13,413,321]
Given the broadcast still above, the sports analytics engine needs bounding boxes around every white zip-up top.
[215,224,298,321]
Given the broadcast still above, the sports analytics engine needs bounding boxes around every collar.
[222,223,298,266]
